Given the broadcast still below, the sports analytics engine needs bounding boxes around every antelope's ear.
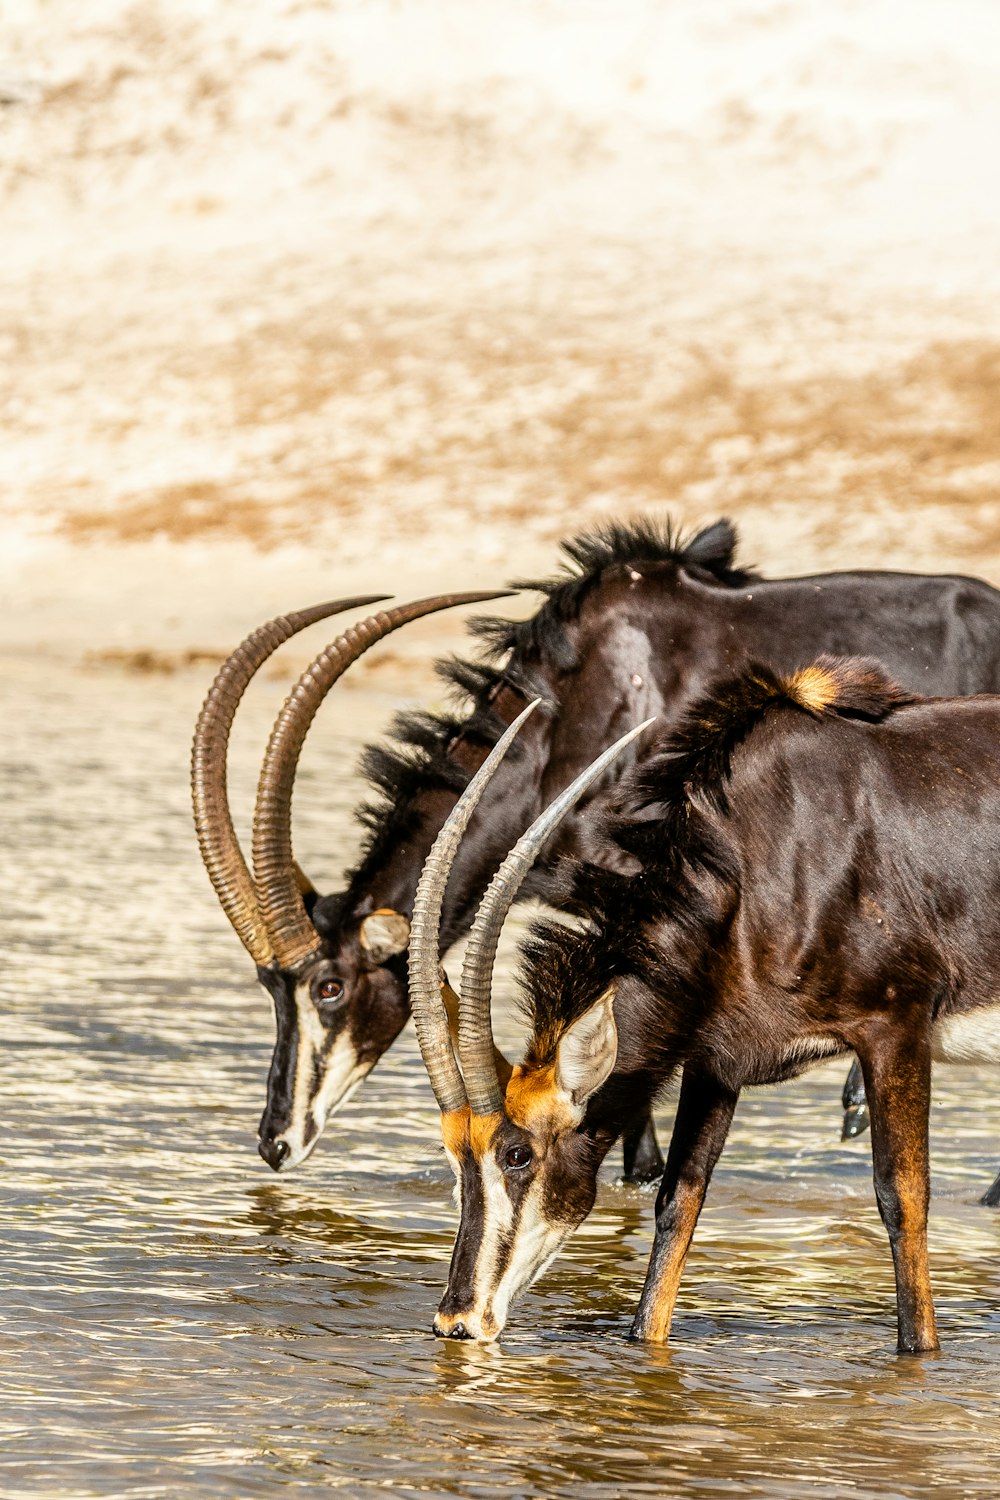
[554,987,618,1107]
[359,908,411,964]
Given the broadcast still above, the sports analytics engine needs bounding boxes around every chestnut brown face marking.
[434,1108,567,1343]
[429,649,1000,1355]
[197,532,1000,1190]
[433,996,621,1341]
[503,1064,578,1138]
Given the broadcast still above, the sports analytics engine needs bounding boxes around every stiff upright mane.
[626,653,915,828]
[471,515,756,670]
[344,516,753,904]
[517,654,916,1063]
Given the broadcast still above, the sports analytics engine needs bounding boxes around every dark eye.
[504,1144,533,1171]
[315,977,344,1003]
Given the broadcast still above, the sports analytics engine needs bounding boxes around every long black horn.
[408,700,541,1113]
[459,719,657,1116]
[191,597,388,965]
[251,592,516,973]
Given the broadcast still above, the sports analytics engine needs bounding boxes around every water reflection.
[1,659,998,1498]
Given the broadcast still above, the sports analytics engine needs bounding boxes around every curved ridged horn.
[252,592,516,973]
[460,718,657,1115]
[191,596,389,966]
[409,700,541,1114]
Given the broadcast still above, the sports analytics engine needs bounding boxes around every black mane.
[345,516,752,901]
[470,515,755,669]
[517,653,915,1060]
[633,650,910,801]
[351,656,516,889]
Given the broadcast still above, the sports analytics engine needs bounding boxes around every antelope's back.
[726,692,1000,1009]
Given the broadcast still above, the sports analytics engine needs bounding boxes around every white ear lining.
[358,908,411,963]
[555,987,619,1106]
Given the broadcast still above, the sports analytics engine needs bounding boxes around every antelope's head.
[252,898,415,1172]
[408,705,654,1340]
[191,590,510,1172]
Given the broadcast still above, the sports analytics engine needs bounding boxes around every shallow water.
[3,657,999,1499]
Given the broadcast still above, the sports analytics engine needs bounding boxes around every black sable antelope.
[410,659,1000,1352]
[192,518,1000,1183]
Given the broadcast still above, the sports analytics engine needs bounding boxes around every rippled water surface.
[3,659,1000,1498]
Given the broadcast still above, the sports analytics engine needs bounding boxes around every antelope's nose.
[433,1317,472,1340]
[258,1137,290,1171]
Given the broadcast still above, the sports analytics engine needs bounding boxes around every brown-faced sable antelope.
[192,518,1000,1198]
[411,657,1000,1353]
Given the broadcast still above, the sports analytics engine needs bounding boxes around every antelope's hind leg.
[629,1068,738,1344]
[841,1056,870,1140]
[850,1059,999,1209]
[856,1021,939,1354]
[622,1112,665,1185]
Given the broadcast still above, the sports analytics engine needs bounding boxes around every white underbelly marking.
[779,1035,843,1068]
[932,1004,1000,1064]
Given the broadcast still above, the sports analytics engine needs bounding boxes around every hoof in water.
[621,1118,665,1187]
[621,1153,665,1187]
[841,1104,870,1141]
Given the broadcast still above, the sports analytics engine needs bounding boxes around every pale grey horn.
[459,718,657,1116]
[191,596,388,966]
[408,700,541,1114]
[253,592,515,973]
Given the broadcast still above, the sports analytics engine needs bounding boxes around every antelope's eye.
[504,1144,533,1171]
[316,977,344,1003]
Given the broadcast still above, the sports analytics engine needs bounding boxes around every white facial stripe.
[932,1004,1000,1064]
[309,1029,372,1126]
[276,988,371,1169]
[465,1157,572,1340]
[473,1151,514,1327]
[485,1175,568,1335]
[445,1146,463,1209]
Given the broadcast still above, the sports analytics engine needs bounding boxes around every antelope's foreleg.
[856,1021,938,1354]
[629,1068,738,1345]
[622,1112,665,1185]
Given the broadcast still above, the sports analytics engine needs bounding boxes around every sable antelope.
[412,659,1000,1352]
[192,518,1000,1191]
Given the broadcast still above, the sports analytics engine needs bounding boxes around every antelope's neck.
[353,678,551,950]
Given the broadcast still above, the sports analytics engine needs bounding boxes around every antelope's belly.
[762,1033,847,1084]
[932,1003,1000,1064]
[777,1034,844,1070]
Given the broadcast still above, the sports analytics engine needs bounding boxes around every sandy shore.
[2,1,999,665]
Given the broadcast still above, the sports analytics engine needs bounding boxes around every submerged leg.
[629,1068,738,1344]
[856,1022,938,1355]
[982,1169,1000,1208]
[841,1057,870,1140]
[622,1112,665,1185]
